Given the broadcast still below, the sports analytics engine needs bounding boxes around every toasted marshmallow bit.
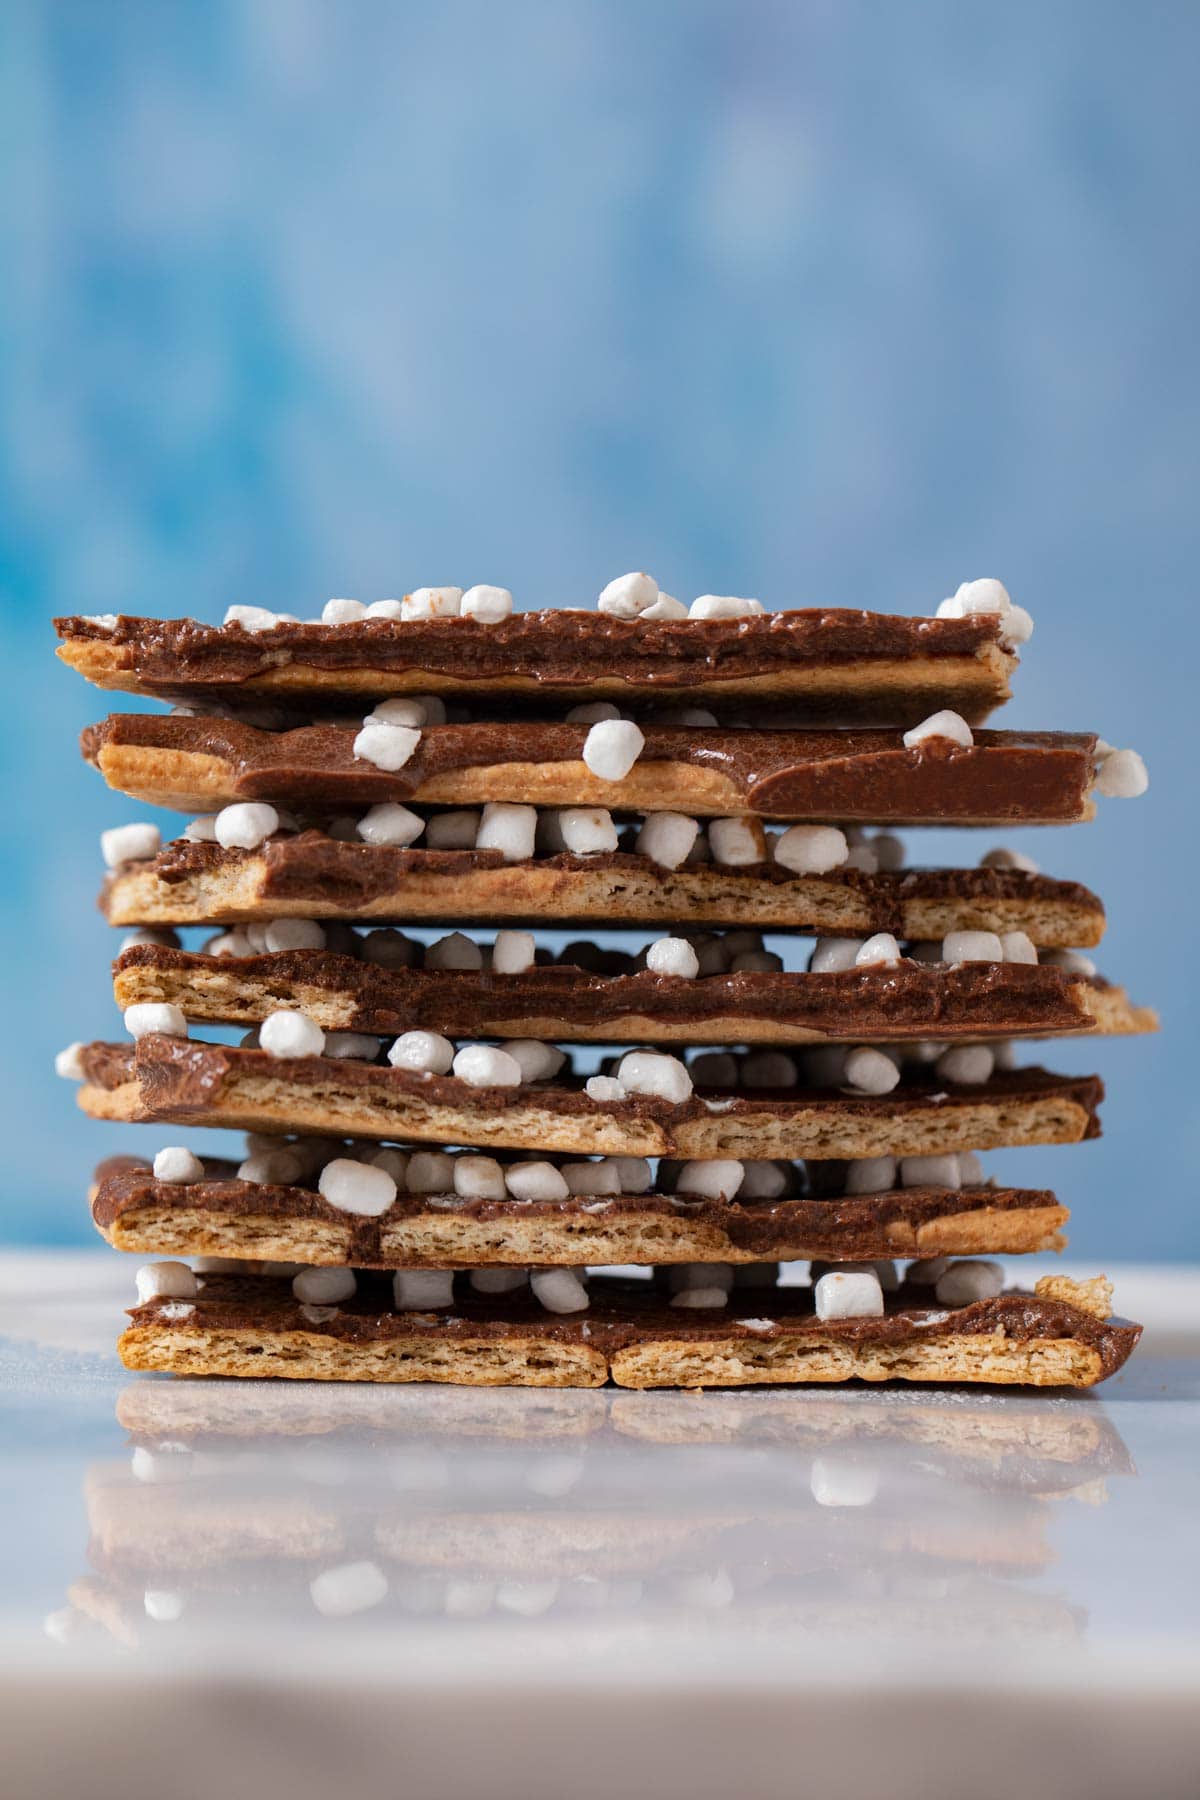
[402,586,463,620]
[492,929,536,975]
[814,1269,885,1321]
[1095,746,1149,798]
[615,1156,653,1194]
[810,937,864,974]
[675,1159,744,1200]
[741,1050,798,1089]
[646,935,700,978]
[124,1003,188,1041]
[688,595,763,619]
[353,720,421,772]
[935,1045,995,1086]
[900,1153,961,1189]
[135,1262,198,1304]
[322,597,367,624]
[357,802,425,848]
[943,929,1003,964]
[224,604,280,632]
[426,931,484,971]
[470,1267,529,1294]
[563,1159,621,1196]
[584,1074,627,1102]
[505,1160,570,1202]
[153,1147,204,1184]
[907,1256,951,1285]
[101,823,161,868]
[530,1268,589,1314]
[452,1044,524,1088]
[935,1259,1004,1305]
[425,809,481,849]
[293,1266,357,1304]
[566,701,621,724]
[499,1039,565,1082]
[582,718,645,782]
[902,710,974,751]
[1000,930,1037,965]
[54,1042,86,1081]
[318,1159,397,1217]
[388,1030,455,1074]
[635,812,699,869]
[461,584,513,622]
[980,846,1039,874]
[407,1151,456,1194]
[597,571,658,617]
[454,1155,507,1200]
[843,1047,901,1095]
[772,824,848,876]
[392,1268,455,1309]
[558,807,618,855]
[260,1009,325,1059]
[844,1156,898,1195]
[263,919,326,953]
[855,932,902,968]
[214,802,280,851]
[642,594,689,620]
[616,1050,693,1104]
[709,817,766,867]
[476,801,537,863]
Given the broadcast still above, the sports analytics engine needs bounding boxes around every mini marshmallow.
[902,710,974,751]
[460,584,513,621]
[582,718,645,782]
[310,1561,388,1617]
[730,950,783,972]
[365,598,405,620]
[357,802,425,848]
[741,1050,799,1089]
[772,824,849,875]
[871,833,906,872]
[935,1259,1005,1305]
[367,1148,410,1185]
[238,1148,305,1183]
[54,1043,86,1080]
[1095,747,1149,798]
[394,1269,456,1308]
[245,923,271,951]
[293,1266,357,1303]
[322,597,367,624]
[476,801,537,862]
[124,1003,188,1040]
[683,829,712,866]
[566,701,621,724]
[935,1045,995,1085]
[810,1456,881,1508]
[492,929,536,974]
[82,613,119,630]
[530,1268,589,1314]
[855,932,903,968]
[584,1075,627,1102]
[425,809,481,849]
[224,604,280,632]
[353,721,421,771]
[844,844,879,874]
[470,1267,529,1294]
[689,595,762,619]
[505,1161,570,1202]
[214,802,280,851]
[844,1156,898,1194]
[709,817,766,867]
[614,1156,653,1193]
[407,1151,456,1194]
[260,1009,325,1059]
[642,594,689,620]
[646,936,700,978]
[426,931,484,971]
[736,1161,790,1199]
[318,1159,397,1216]
[814,1269,884,1321]
[694,937,728,975]
[900,1154,961,1188]
[670,1286,729,1308]
[635,812,699,869]
[563,1160,621,1196]
[101,823,161,868]
[944,577,1012,618]
[942,930,1003,964]
[980,846,1039,874]
[370,697,434,727]
[1000,930,1038,965]
[499,1039,565,1082]
[558,807,618,855]
[843,1047,901,1095]
[810,937,864,973]
[958,1150,985,1183]
[665,1261,735,1295]
[675,1159,744,1200]
[143,1590,186,1622]
[264,919,327,952]
[1043,948,1098,976]
[1000,604,1034,647]
[454,1155,507,1200]
[907,1256,951,1285]
[597,571,658,617]
[388,1030,454,1074]
[362,929,419,969]
[402,587,463,619]
[616,1050,692,1104]
[183,815,219,842]
[135,1262,198,1304]
[452,1044,524,1087]
[153,1147,204,1184]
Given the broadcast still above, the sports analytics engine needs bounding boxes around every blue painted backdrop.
[1,1,1194,1255]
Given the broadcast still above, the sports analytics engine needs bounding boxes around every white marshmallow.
[214,803,280,851]
[394,1269,455,1308]
[353,721,421,771]
[505,1161,570,1202]
[855,932,902,968]
[810,1456,880,1508]
[425,809,481,849]
[688,595,762,619]
[597,571,658,617]
[135,1262,197,1304]
[367,1148,410,1187]
[675,1159,744,1200]
[426,931,484,971]
[772,824,848,875]
[388,1030,454,1074]
[950,578,1012,617]
[461,584,513,621]
[124,1003,188,1040]
[641,594,689,620]
[900,1154,961,1188]
[498,1039,565,1082]
[319,1159,397,1216]
[264,919,327,952]
[907,1256,951,1286]
[1043,947,1098,976]
[670,1286,729,1308]
[814,1270,884,1320]
[1000,930,1038,965]
[646,936,700,978]
[454,1155,507,1199]
[495,1580,560,1617]
[310,1561,388,1617]
[736,1161,789,1199]
[54,1043,86,1080]
[1095,747,1149,798]
[322,597,366,624]
[356,803,424,847]
[563,1160,621,1196]
[402,587,463,619]
[810,937,864,973]
[558,807,618,855]
[476,801,537,862]
[902,710,974,751]
[584,1074,627,1102]
[143,1590,186,1622]
[183,815,219,842]
[730,951,782,972]
[81,613,119,630]
[675,705,718,725]
[709,817,766,866]
[470,1267,529,1294]
[958,1151,985,1183]
[999,604,1034,647]
[614,1157,653,1193]
[407,1152,456,1194]
[935,1259,1004,1305]
[874,1259,900,1291]
[492,929,536,974]
[153,1147,204,1184]
[635,812,699,869]
[224,604,279,632]
[293,1266,357,1303]
[741,1050,799,1088]
[566,702,621,724]
[689,1051,739,1086]
[238,1148,305,1183]
[935,1045,995,1085]
[942,930,1003,964]
[452,1044,524,1087]
[844,844,879,874]
[101,823,161,868]
[843,1047,901,1095]
[616,1050,692,1104]
[260,1009,325,1059]
[844,1156,898,1195]
[365,598,405,620]
[980,846,1039,874]
[582,718,645,782]
[369,697,430,727]
[530,1268,589,1314]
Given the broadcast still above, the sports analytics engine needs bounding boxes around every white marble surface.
[2,1252,1198,1799]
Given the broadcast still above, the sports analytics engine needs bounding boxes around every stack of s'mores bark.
[54,577,1154,1389]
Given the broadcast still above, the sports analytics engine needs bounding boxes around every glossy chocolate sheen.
[115,943,1107,1039]
[82,715,1098,822]
[128,1271,1141,1380]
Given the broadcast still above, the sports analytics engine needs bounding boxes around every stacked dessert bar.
[54,577,1153,1388]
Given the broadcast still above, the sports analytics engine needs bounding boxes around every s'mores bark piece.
[55,608,1018,723]
[90,1152,1070,1267]
[117,1270,1141,1389]
[111,942,1156,1044]
[71,1035,1104,1158]
[81,714,1106,825]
